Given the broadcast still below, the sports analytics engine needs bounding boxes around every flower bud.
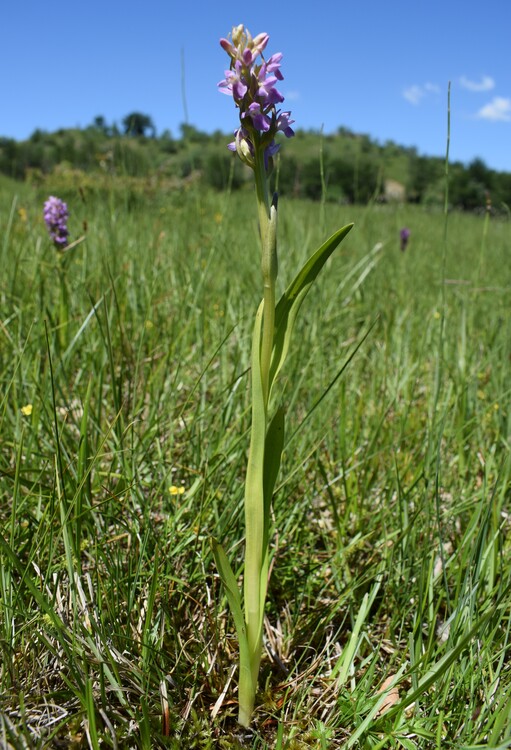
[231,24,245,47]
[220,38,235,57]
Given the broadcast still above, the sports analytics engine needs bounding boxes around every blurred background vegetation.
[2,112,511,212]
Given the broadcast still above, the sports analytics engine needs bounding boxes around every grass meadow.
[1,173,511,748]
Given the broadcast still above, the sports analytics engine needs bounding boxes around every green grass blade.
[0,534,86,696]
[381,601,499,722]
[345,666,407,749]
[84,677,100,750]
[332,576,382,684]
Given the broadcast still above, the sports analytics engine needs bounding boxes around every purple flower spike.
[43,196,69,247]
[218,24,294,171]
[400,227,410,252]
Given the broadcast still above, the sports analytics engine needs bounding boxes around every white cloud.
[403,83,440,105]
[460,75,495,92]
[403,85,425,105]
[284,90,300,101]
[477,97,511,122]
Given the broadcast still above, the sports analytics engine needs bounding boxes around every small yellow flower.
[433,311,441,320]
[21,404,33,416]
[214,212,223,224]
[169,485,185,496]
[18,207,28,222]
[145,320,154,330]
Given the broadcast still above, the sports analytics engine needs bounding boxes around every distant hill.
[1,119,510,211]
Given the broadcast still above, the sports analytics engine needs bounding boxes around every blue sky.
[3,1,511,171]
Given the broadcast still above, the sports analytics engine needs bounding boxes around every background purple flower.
[400,227,410,251]
[43,196,69,247]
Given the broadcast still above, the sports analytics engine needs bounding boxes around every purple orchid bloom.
[218,60,248,101]
[257,69,284,105]
[265,53,284,80]
[276,111,295,138]
[243,102,272,132]
[218,25,294,170]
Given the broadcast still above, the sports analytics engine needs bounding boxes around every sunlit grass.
[1,178,510,748]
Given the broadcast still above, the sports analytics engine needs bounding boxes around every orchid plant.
[43,195,72,349]
[43,196,85,349]
[212,25,353,727]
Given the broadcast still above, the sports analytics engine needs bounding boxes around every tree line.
[1,114,510,212]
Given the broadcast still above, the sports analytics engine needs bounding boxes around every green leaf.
[259,406,286,614]
[269,223,353,394]
[263,406,285,524]
[211,538,247,650]
[211,537,253,726]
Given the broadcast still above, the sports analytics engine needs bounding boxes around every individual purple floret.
[400,227,410,252]
[43,196,69,247]
[218,24,294,170]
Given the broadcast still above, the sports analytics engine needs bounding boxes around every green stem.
[254,143,271,239]
[238,146,279,726]
[254,146,277,408]
[261,279,275,406]
[58,259,69,351]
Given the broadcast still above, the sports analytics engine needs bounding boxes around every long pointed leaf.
[260,406,286,616]
[263,406,285,526]
[211,538,247,650]
[269,223,353,391]
[211,537,257,726]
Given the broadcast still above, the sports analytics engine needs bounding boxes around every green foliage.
[2,121,511,209]
[122,111,156,138]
